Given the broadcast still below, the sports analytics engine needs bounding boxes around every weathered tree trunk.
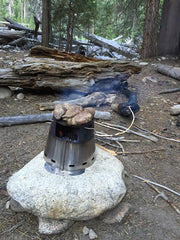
[42,0,51,47]
[65,0,72,52]
[141,0,160,58]
[34,16,41,39]
[157,0,180,56]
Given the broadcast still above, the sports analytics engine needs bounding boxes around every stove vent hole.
[69,164,75,167]
[51,159,56,163]
[92,157,95,161]
[82,162,87,165]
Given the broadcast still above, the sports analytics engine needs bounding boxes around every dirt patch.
[0,50,180,240]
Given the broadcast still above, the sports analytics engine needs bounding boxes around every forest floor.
[0,50,180,240]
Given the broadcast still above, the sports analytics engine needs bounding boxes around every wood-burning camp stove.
[44,115,95,176]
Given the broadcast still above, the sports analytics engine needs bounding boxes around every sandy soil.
[0,50,180,240]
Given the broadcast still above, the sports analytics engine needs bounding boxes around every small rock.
[139,62,148,66]
[10,198,25,212]
[82,226,90,235]
[89,229,98,240]
[5,201,10,209]
[170,105,180,115]
[100,203,131,224]
[161,56,166,60]
[142,76,157,83]
[38,217,74,235]
[0,87,12,99]
[17,93,25,100]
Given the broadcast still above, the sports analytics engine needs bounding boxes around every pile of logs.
[0,17,41,48]
[83,32,138,59]
[0,18,139,59]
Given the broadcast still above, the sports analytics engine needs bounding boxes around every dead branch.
[96,144,117,156]
[147,182,180,214]
[159,87,180,94]
[132,175,180,197]
[95,106,135,137]
[101,122,158,142]
[95,136,125,150]
[134,125,180,143]
[0,113,53,127]
[0,110,112,127]
[0,220,25,235]
[117,148,165,155]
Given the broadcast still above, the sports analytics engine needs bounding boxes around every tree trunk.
[141,0,160,59]
[65,0,72,52]
[42,0,51,47]
[34,16,41,39]
[157,0,180,56]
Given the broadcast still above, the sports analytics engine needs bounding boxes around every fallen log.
[38,92,117,111]
[0,110,111,127]
[0,30,25,39]
[29,45,100,63]
[0,113,52,127]
[83,32,138,58]
[4,17,42,35]
[157,64,180,81]
[0,46,141,91]
[8,37,40,46]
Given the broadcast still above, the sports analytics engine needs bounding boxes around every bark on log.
[0,111,111,127]
[30,45,100,63]
[83,32,138,58]
[157,64,180,81]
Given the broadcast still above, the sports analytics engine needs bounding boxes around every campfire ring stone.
[7,146,126,234]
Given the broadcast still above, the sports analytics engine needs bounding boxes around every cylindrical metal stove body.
[44,118,95,175]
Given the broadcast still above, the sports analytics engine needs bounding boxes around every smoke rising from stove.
[58,73,140,117]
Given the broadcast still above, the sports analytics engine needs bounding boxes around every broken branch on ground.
[0,110,111,127]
